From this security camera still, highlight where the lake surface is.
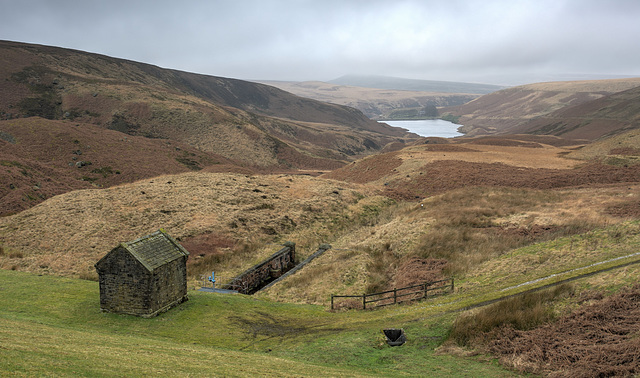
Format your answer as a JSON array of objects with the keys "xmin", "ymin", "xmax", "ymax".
[{"xmin": 380, "ymin": 119, "xmax": 463, "ymax": 138}]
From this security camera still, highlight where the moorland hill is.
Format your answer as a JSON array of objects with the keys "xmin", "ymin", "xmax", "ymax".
[
  {"xmin": 329, "ymin": 74, "xmax": 504, "ymax": 94},
  {"xmin": 447, "ymin": 78, "xmax": 640, "ymax": 139},
  {"xmin": 2, "ymin": 41, "xmax": 640, "ymax": 377},
  {"xmin": 0, "ymin": 40, "xmax": 416, "ymax": 170},
  {"xmin": 3, "ymin": 132, "xmax": 639, "ymax": 294},
  {"xmin": 0, "ymin": 40, "xmax": 421, "ymax": 215},
  {"xmin": 258, "ymin": 74, "xmax": 506, "ymax": 121},
  {"xmin": 0, "ymin": 117, "xmax": 250, "ymax": 216},
  {"xmin": 256, "ymin": 80, "xmax": 480, "ymax": 120}
]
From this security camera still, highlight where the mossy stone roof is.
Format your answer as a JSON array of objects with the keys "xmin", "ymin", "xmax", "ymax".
[{"xmin": 121, "ymin": 230, "xmax": 189, "ymax": 272}]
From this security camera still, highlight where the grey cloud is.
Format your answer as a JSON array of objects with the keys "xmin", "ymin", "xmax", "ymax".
[{"xmin": 1, "ymin": 0, "xmax": 639, "ymax": 85}]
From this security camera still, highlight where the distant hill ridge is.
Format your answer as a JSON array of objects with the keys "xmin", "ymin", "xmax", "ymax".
[
  {"xmin": 329, "ymin": 74, "xmax": 505, "ymax": 94},
  {"xmin": 446, "ymin": 78, "xmax": 640, "ymax": 140},
  {"xmin": 0, "ymin": 40, "xmax": 418, "ymax": 215},
  {"xmin": 0, "ymin": 40, "xmax": 416, "ymax": 168},
  {"xmin": 255, "ymin": 79, "xmax": 480, "ymax": 119}
]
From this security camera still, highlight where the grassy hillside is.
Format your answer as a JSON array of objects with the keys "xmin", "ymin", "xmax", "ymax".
[
  {"xmin": 0, "ymin": 117, "xmax": 247, "ymax": 216},
  {"xmin": 2, "ymin": 134, "xmax": 639, "ymax": 295},
  {"xmin": 1, "ymin": 157, "xmax": 640, "ymax": 375},
  {"xmin": 565, "ymin": 128, "xmax": 640, "ymax": 165},
  {"xmin": 324, "ymin": 134, "xmax": 640, "ymax": 199},
  {"xmin": 517, "ymin": 85, "xmax": 640, "ymax": 140},
  {"xmin": 0, "ymin": 40, "xmax": 416, "ymax": 171},
  {"xmin": 1, "ymin": 269, "xmax": 520, "ymax": 377},
  {"xmin": 446, "ymin": 78, "xmax": 640, "ymax": 139},
  {"xmin": 2, "ymin": 214, "xmax": 640, "ymax": 376},
  {"xmin": 329, "ymin": 75, "xmax": 504, "ymax": 94},
  {"xmin": 0, "ymin": 172, "xmax": 374, "ymax": 281},
  {"xmin": 255, "ymin": 80, "xmax": 479, "ymax": 120}
]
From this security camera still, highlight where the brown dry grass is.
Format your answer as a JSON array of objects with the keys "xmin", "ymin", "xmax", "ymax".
[
  {"xmin": 521, "ymin": 78, "xmax": 640, "ymax": 93},
  {"xmin": 448, "ymin": 283, "xmax": 575, "ymax": 347},
  {"xmin": 325, "ymin": 134, "xmax": 584, "ymax": 187},
  {"xmin": 0, "ymin": 172, "xmax": 371, "ymax": 284},
  {"xmin": 326, "ymin": 135, "xmax": 640, "ymax": 209},
  {"xmin": 487, "ymin": 284, "xmax": 640, "ymax": 377},
  {"xmin": 1, "ymin": 40, "xmax": 412, "ymax": 179},
  {"xmin": 0, "ymin": 117, "xmax": 238, "ymax": 216},
  {"xmin": 256, "ymin": 80, "xmax": 480, "ymax": 119},
  {"xmin": 449, "ymin": 77, "xmax": 640, "ymax": 138},
  {"xmin": 2, "ymin": 129, "xmax": 639, "ymax": 305},
  {"xmin": 566, "ymin": 128, "xmax": 640, "ymax": 161},
  {"xmin": 261, "ymin": 183, "xmax": 639, "ymax": 304},
  {"xmin": 399, "ymin": 139, "xmax": 580, "ymax": 169}
]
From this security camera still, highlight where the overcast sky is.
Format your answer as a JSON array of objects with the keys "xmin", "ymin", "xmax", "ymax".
[{"xmin": 1, "ymin": 0, "xmax": 639, "ymax": 86}]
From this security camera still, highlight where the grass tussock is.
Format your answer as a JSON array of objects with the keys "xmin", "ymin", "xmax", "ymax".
[
  {"xmin": 363, "ymin": 243, "xmax": 399, "ymax": 294},
  {"xmin": 416, "ymin": 220, "xmax": 596, "ymax": 276},
  {"xmin": 412, "ymin": 187, "xmax": 599, "ymax": 275},
  {"xmin": 306, "ymin": 186, "xmax": 615, "ymax": 300},
  {"xmin": 186, "ymin": 236, "xmax": 265, "ymax": 282},
  {"xmin": 78, "ymin": 270, "xmax": 98, "ymax": 281},
  {"xmin": 448, "ymin": 283, "xmax": 574, "ymax": 347}
]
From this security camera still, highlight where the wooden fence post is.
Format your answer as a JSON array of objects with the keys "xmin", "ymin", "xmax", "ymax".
[
  {"xmin": 331, "ymin": 295, "xmax": 334, "ymax": 310},
  {"xmin": 451, "ymin": 277, "xmax": 454, "ymax": 292},
  {"xmin": 424, "ymin": 283, "xmax": 428, "ymax": 299},
  {"xmin": 394, "ymin": 288, "xmax": 397, "ymax": 304},
  {"xmin": 363, "ymin": 294, "xmax": 366, "ymax": 310}
]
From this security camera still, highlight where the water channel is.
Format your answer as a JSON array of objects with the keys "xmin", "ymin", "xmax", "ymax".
[{"xmin": 380, "ymin": 119, "xmax": 463, "ymax": 138}]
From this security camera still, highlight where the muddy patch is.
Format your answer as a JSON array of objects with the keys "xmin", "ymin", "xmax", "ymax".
[{"xmin": 229, "ymin": 311, "xmax": 343, "ymax": 349}]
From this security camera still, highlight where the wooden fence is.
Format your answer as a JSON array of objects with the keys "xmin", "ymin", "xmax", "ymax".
[{"xmin": 330, "ymin": 277, "xmax": 454, "ymax": 310}]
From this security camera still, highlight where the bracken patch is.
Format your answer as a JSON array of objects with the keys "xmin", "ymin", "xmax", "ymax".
[{"xmin": 487, "ymin": 285, "xmax": 640, "ymax": 377}]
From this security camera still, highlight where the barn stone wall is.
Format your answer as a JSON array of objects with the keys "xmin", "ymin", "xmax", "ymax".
[
  {"xmin": 150, "ymin": 256, "xmax": 189, "ymax": 316},
  {"xmin": 97, "ymin": 246, "xmax": 152, "ymax": 316},
  {"xmin": 96, "ymin": 246, "xmax": 189, "ymax": 317}
]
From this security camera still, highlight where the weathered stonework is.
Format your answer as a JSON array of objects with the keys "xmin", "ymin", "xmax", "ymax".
[
  {"xmin": 223, "ymin": 242, "xmax": 295, "ymax": 294},
  {"xmin": 95, "ymin": 230, "xmax": 189, "ymax": 317}
]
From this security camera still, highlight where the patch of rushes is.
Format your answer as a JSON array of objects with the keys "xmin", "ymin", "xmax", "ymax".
[
  {"xmin": 410, "ymin": 187, "xmax": 606, "ymax": 276},
  {"xmin": 463, "ymin": 221, "xmax": 640, "ymax": 292},
  {"xmin": 393, "ymin": 221, "xmax": 640, "ymax": 320},
  {"xmin": 447, "ymin": 283, "xmax": 574, "ymax": 347}
]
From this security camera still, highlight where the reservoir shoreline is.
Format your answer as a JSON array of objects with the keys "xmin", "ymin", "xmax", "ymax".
[{"xmin": 380, "ymin": 119, "xmax": 464, "ymax": 138}]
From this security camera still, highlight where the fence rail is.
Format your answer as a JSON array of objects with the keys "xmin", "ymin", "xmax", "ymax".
[{"xmin": 331, "ymin": 277, "xmax": 454, "ymax": 310}]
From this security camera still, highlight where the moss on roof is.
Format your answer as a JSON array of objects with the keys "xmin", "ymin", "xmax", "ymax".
[{"xmin": 122, "ymin": 230, "xmax": 189, "ymax": 272}]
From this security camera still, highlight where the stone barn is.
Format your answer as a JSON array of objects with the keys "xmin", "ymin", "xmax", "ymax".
[{"xmin": 95, "ymin": 229, "xmax": 189, "ymax": 317}]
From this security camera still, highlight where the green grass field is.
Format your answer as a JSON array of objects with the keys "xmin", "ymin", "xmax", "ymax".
[
  {"xmin": 0, "ymin": 269, "xmax": 518, "ymax": 377},
  {"xmin": 2, "ymin": 220, "xmax": 639, "ymax": 376}
]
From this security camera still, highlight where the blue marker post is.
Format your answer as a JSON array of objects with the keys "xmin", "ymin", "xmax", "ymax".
[{"xmin": 208, "ymin": 271, "xmax": 216, "ymax": 288}]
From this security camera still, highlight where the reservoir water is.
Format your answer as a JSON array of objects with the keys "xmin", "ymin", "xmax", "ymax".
[{"xmin": 380, "ymin": 119, "xmax": 463, "ymax": 138}]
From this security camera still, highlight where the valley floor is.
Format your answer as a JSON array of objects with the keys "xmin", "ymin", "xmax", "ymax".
[{"xmin": 2, "ymin": 134, "xmax": 640, "ymax": 376}]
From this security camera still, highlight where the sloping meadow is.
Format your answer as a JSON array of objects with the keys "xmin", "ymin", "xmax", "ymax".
[{"xmin": 0, "ymin": 171, "xmax": 373, "ymax": 282}]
